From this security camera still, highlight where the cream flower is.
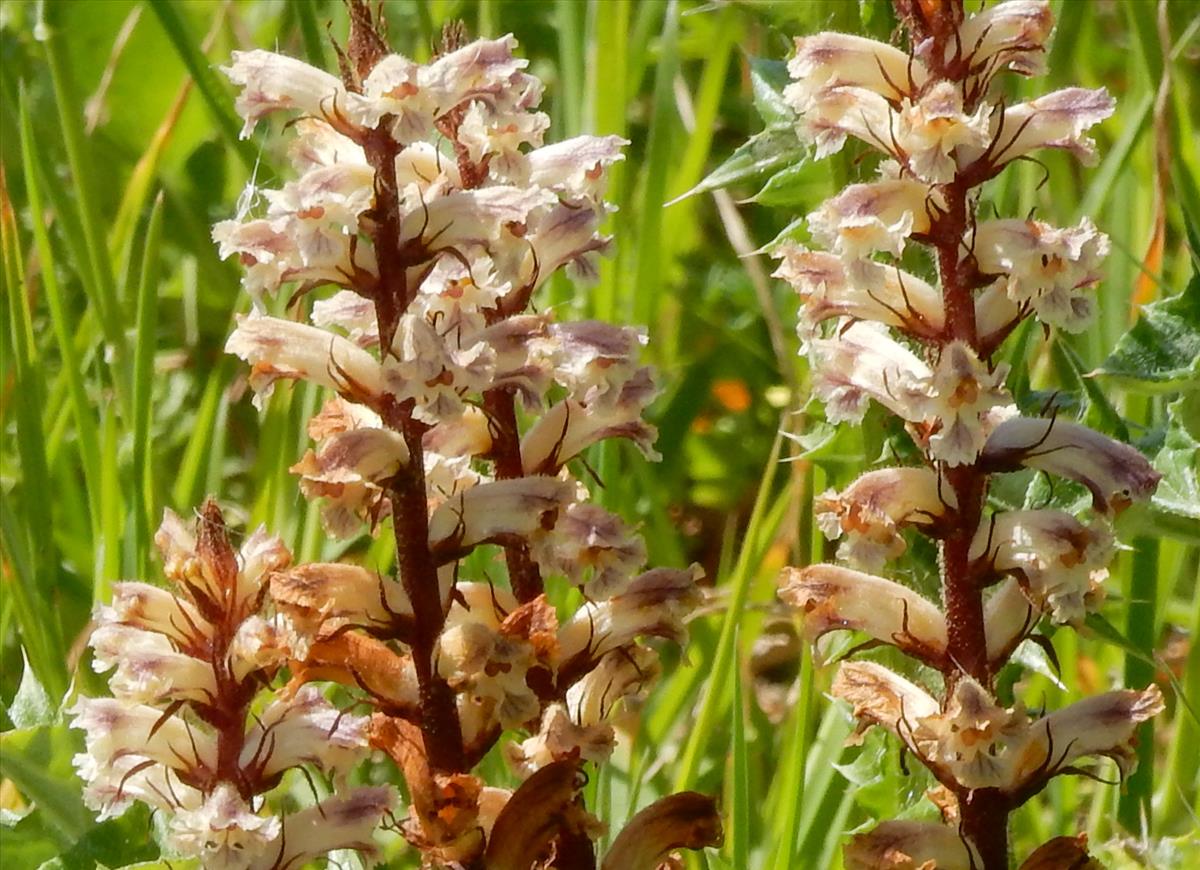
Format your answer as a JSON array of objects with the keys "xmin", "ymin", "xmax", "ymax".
[
  {"xmin": 779, "ymin": 565, "xmax": 947, "ymax": 666},
  {"xmin": 558, "ymin": 566, "xmax": 703, "ymax": 665},
  {"xmin": 793, "ymin": 81, "xmax": 991, "ymax": 183},
  {"xmin": 224, "ymin": 312, "xmax": 386, "ymax": 410},
  {"xmin": 981, "ymin": 416, "xmax": 1161, "ymax": 514},
  {"xmin": 974, "ymin": 218, "xmax": 1109, "ymax": 333},
  {"xmin": 168, "ymin": 784, "xmax": 281, "ymax": 870},
  {"xmin": 773, "ymin": 245, "xmax": 944, "ymax": 343},
  {"xmin": 785, "ymin": 32, "xmax": 926, "ymax": 109},
  {"xmin": 816, "ymin": 466, "xmax": 955, "ymax": 569},
  {"xmin": 957, "ymin": 0, "xmax": 1054, "ymax": 79},
  {"xmin": 223, "ymin": 50, "xmax": 349, "ymax": 138},
  {"xmin": 920, "ymin": 341, "xmax": 1012, "ymax": 466},
  {"xmin": 531, "ymin": 502, "xmax": 647, "ymax": 598},
  {"xmin": 806, "ymin": 179, "xmax": 941, "ymax": 259},
  {"xmin": 972, "ymin": 510, "xmax": 1114, "ymax": 625},
  {"xmin": 809, "ymin": 321, "xmax": 931, "ymax": 424},
  {"xmin": 428, "ymin": 477, "xmax": 574, "ymax": 560},
  {"xmin": 240, "ymin": 686, "xmax": 369, "ymax": 781},
  {"xmin": 975, "ymin": 88, "xmax": 1115, "ymax": 169},
  {"xmin": 521, "ymin": 370, "xmax": 660, "ymax": 474},
  {"xmin": 845, "ymin": 820, "xmax": 973, "ymax": 870}
]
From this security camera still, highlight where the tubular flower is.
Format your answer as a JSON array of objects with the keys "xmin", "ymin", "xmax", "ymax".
[
  {"xmin": 69, "ymin": 503, "xmax": 390, "ymax": 868},
  {"xmin": 769, "ymin": 2, "xmax": 1160, "ymax": 865},
  {"xmin": 806, "ymin": 179, "xmax": 942, "ymax": 258},
  {"xmin": 779, "ymin": 566, "xmax": 948, "ymax": 667},
  {"xmin": 774, "ymin": 245, "xmax": 944, "ymax": 343},
  {"xmin": 816, "ymin": 466, "xmax": 955, "ymax": 570},
  {"xmin": 971, "ymin": 510, "xmax": 1114, "ymax": 624},
  {"xmin": 835, "ymin": 662, "xmax": 1164, "ymax": 794},
  {"xmin": 973, "ymin": 218, "xmax": 1110, "ymax": 333},
  {"xmin": 811, "ymin": 322, "xmax": 1011, "ymax": 465},
  {"xmin": 981, "ymin": 416, "xmax": 1162, "ymax": 514}
]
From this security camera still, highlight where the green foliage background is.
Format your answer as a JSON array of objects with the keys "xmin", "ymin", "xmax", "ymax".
[{"xmin": 0, "ymin": 0, "xmax": 1197, "ymax": 867}]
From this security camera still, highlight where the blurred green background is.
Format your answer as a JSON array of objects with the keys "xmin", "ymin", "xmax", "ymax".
[{"xmin": 1, "ymin": 1, "xmax": 1197, "ymax": 867}]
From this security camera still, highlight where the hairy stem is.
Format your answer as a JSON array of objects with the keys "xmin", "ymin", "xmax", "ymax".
[
  {"xmin": 483, "ymin": 387, "xmax": 544, "ymax": 602},
  {"xmin": 921, "ymin": 22, "xmax": 1011, "ymax": 864},
  {"xmin": 364, "ymin": 120, "xmax": 466, "ymax": 773},
  {"xmin": 389, "ymin": 411, "xmax": 466, "ymax": 772}
]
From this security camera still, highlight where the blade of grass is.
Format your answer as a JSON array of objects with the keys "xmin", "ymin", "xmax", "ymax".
[
  {"xmin": 728, "ymin": 632, "xmax": 749, "ymax": 869},
  {"xmin": 631, "ymin": 1, "xmax": 679, "ymax": 327},
  {"xmin": 296, "ymin": 0, "xmax": 328, "ymax": 69},
  {"xmin": 131, "ymin": 195, "xmax": 164, "ymax": 575},
  {"xmin": 555, "ymin": 0, "xmax": 584, "ymax": 137},
  {"xmin": 0, "ymin": 194, "xmax": 66, "ymax": 700},
  {"xmin": 673, "ymin": 427, "xmax": 784, "ymax": 791},
  {"xmin": 98, "ymin": 401, "xmax": 123, "ymax": 600},
  {"xmin": 1118, "ymin": 535, "xmax": 1160, "ymax": 834},
  {"xmin": 19, "ymin": 92, "xmax": 104, "ymax": 552},
  {"xmin": 172, "ymin": 357, "xmax": 233, "ymax": 511},
  {"xmin": 1159, "ymin": 551, "xmax": 1200, "ymax": 828},
  {"xmin": 38, "ymin": 1, "xmax": 122, "ymax": 348},
  {"xmin": 148, "ymin": 0, "xmax": 259, "ymax": 173}
]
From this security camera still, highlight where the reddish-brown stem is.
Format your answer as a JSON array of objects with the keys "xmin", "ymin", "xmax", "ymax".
[
  {"xmin": 362, "ymin": 115, "xmax": 466, "ymax": 773},
  {"xmin": 932, "ymin": 169, "xmax": 1010, "ymax": 870},
  {"xmin": 911, "ymin": 10, "xmax": 1010, "ymax": 866},
  {"xmin": 387, "ymin": 408, "xmax": 466, "ymax": 773},
  {"xmin": 482, "ymin": 387, "xmax": 545, "ymax": 602}
]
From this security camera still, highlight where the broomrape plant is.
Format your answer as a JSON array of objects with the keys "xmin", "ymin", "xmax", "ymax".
[
  {"xmin": 68, "ymin": 4, "xmax": 721, "ymax": 868},
  {"xmin": 771, "ymin": 1, "xmax": 1164, "ymax": 867}
]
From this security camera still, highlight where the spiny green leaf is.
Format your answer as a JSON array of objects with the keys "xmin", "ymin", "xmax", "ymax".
[
  {"xmin": 748, "ymin": 56, "xmax": 792, "ymax": 128},
  {"xmin": 1151, "ymin": 396, "xmax": 1200, "ymax": 521},
  {"xmin": 7, "ymin": 653, "xmax": 56, "ymax": 731},
  {"xmin": 0, "ymin": 724, "xmax": 89, "ymax": 843},
  {"xmin": 750, "ymin": 159, "xmax": 824, "ymax": 208},
  {"xmin": 675, "ymin": 126, "xmax": 807, "ymax": 202},
  {"xmin": 1092, "ymin": 273, "xmax": 1200, "ymax": 392}
]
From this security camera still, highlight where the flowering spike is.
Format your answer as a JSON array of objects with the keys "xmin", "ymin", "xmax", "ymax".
[{"xmin": 768, "ymin": 3, "xmax": 1160, "ymax": 865}]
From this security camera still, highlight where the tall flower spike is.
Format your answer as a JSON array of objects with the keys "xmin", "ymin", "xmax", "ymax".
[
  {"xmin": 202, "ymin": 10, "xmax": 717, "ymax": 867},
  {"xmin": 69, "ymin": 503, "xmax": 391, "ymax": 868},
  {"xmin": 770, "ymin": 2, "xmax": 1161, "ymax": 867}
]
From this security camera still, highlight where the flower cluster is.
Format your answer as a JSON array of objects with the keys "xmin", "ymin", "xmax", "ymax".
[
  {"xmin": 68, "ymin": 8, "xmax": 719, "ymax": 868},
  {"xmin": 770, "ymin": 2, "xmax": 1162, "ymax": 867},
  {"xmin": 69, "ymin": 501, "xmax": 391, "ymax": 869}
]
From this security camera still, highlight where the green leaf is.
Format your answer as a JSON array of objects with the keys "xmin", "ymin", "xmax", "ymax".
[
  {"xmin": 1152, "ymin": 396, "xmax": 1200, "ymax": 521},
  {"xmin": 748, "ymin": 56, "xmax": 792, "ymax": 128},
  {"xmin": 750, "ymin": 159, "xmax": 824, "ymax": 208},
  {"xmin": 1092, "ymin": 274, "xmax": 1200, "ymax": 392},
  {"xmin": 782, "ymin": 420, "xmax": 840, "ymax": 460},
  {"xmin": 35, "ymin": 805, "xmax": 158, "ymax": 870},
  {"xmin": 1, "ymin": 810, "xmax": 60, "ymax": 868},
  {"xmin": 676, "ymin": 126, "xmax": 807, "ymax": 201},
  {"xmin": 7, "ymin": 653, "xmax": 56, "ymax": 730},
  {"xmin": 0, "ymin": 724, "xmax": 90, "ymax": 843}
]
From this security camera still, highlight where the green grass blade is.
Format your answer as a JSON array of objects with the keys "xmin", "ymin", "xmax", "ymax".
[
  {"xmin": 296, "ymin": 0, "xmax": 328, "ymax": 68},
  {"xmin": 148, "ymin": 0, "xmax": 259, "ymax": 173},
  {"xmin": 131, "ymin": 195, "xmax": 164, "ymax": 574},
  {"xmin": 630, "ymin": 0, "xmax": 679, "ymax": 327},
  {"xmin": 728, "ymin": 636, "xmax": 750, "ymax": 869},
  {"xmin": 18, "ymin": 92, "xmax": 104, "ymax": 548},
  {"xmin": 38, "ymin": 1, "xmax": 122, "ymax": 348},
  {"xmin": 1118, "ymin": 535, "xmax": 1160, "ymax": 834},
  {"xmin": 674, "ymin": 428, "xmax": 784, "ymax": 791}
]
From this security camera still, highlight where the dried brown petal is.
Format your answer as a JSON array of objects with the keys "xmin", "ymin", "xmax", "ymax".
[
  {"xmin": 600, "ymin": 792, "xmax": 723, "ymax": 870},
  {"xmin": 844, "ymin": 820, "xmax": 972, "ymax": 870},
  {"xmin": 484, "ymin": 758, "xmax": 599, "ymax": 870},
  {"xmin": 1018, "ymin": 834, "xmax": 1102, "ymax": 870}
]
